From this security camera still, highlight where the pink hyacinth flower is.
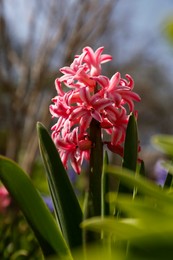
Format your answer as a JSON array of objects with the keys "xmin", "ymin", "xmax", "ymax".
[
  {"xmin": 50, "ymin": 46, "xmax": 141, "ymax": 174},
  {"xmin": 53, "ymin": 128, "xmax": 91, "ymax": 174}
]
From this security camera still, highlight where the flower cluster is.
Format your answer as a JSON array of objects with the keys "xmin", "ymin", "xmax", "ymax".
[{"xmin": 50, "ymin": 47, "xmax": 141, "ymax": 174}]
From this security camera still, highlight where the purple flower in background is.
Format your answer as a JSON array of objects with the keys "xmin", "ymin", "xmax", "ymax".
[
  {"xmin": 68, "ymin": 167, "xmax": 77, "ymax": 184},
  {"xmin": 42, "ymin": 195, "xmax": 54, "ymax": 212},
  {"xmin": 154, "ymin": 159, "xmax": 168, "ymax": 187}
]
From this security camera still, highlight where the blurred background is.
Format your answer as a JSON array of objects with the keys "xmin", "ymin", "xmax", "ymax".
[
  {"xmin": 1, "ymin": 0, "xmax": 173, "ymax": 257},
  {"xmin": 1, "ymin": 0, "xmax": 173, "ymax": 173}
]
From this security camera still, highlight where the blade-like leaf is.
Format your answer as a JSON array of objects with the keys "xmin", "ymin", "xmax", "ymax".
[
  {"xmin": 106, "ymin": 166, "xmax": 173, "ymax": 205},
  {"xmin": 164, "ymin": 172, "xmax": 173, "ymax": 188},
  {"xmin": 139, "ymin": 160, "xmax": 145, "ymax": 177},
  {"xmin": 123, "ymin": 113, "xmax": 138, "ymax": 172},
  {"xmin": 37, "ymin": 122, "xmax": 83, "ymax": 249},
  {"xmin": 81, "ymin": 217, "xmax": 143, "ymax": 240},
  {"xmin": 114, "ymin": 195, "xmax": 173, "ymax": 221},
  {"xmin": 118, "ymin": 113, "xmax": 138, "ymax": 196},
  {"xmin": 0, "ymin": 156, "xmax": 72, "ymax": 259},
  {"xmin": 83, "ymin": 215, "xmax": 173, "ymax": 259},
  {"xmin": 82, "ymin": 193, "xmax": 173, "ymax": 238},
  {"xmin": 72, "ymin": 243, "xmax": 125, "ymax": 260},
  {"xmin": 81, "ymin": 215, "xmax": 173, "ymax": 258}
]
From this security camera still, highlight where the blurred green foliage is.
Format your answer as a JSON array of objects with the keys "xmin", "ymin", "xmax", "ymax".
[
  {"xmin": 2, "ymin": 121, "xmax": 173, "ymax": 258},
  {"xmin": 0, "ymin": 158, "xmax": 52, "ymax": 259},
  {"xmin": 164, "ymin": 17, "xmax": 173, "ymax": 45},
  {"xmin": 0, "ymin": 208, "xmax": 42, "ymax": 259},
  {"xmin": 31, "ymin": 160, "xmax": 50, "ymax": 194}
]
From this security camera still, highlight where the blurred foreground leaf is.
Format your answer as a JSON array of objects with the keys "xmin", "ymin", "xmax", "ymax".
[
  {"xmin": 106, "ymin": 166, "xmax": 173, "ymax": 204},
  {"xmin": 151, "ymin": 134, "xmax": 173, "ymax": 157},
  {"xmin": 0, "ymin": 156, "xmax": 72, "ymax": 259},
  {"xmin": 82, "ymin": 166, "xmax": 173, "ymax": 259}
]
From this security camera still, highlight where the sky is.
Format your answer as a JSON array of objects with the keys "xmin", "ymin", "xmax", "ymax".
[
  {"xmin": 4, "ymin": 0, "xmax": 173, "ymax": 42},
  {"xmin": 3, "ymin": 0, "xmax": 173, "ymax": 83},
  {"xmin": 113, "ymin": 0, "xmax": 173, "ymax": 64}
]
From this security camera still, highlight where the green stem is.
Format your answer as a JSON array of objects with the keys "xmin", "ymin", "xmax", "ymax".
[
  {"xmin": 83, "ymin": 119, "xmax": 103, "ymax": 244},
  {"xmin": 101, "ymin": 151, "xmax": 110, "ymax": 218}
]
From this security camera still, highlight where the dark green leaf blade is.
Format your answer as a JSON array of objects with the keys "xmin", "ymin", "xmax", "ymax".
[
  {"xmin": 0, "ymin": 156, "xmax": 71, "ymax": 259},
  {"xmin": 37, "ymin": 122, "xmax": 83, "ymax": 249},
  {"xmin": 139, "ymin": 160, "xmax": 145, "ymax": 177},
  {"xmin": 123, "ymin": 113, "xmax": 138, "ymax": 172},
  {"xmin": 118, "ymin": 113, "xmax": 138, "ymax": 196}
]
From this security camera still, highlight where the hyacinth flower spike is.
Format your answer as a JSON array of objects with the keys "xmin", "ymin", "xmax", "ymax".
[{"xmin": 50, "ymin": 46, "xmax": 141, "ymax": 220}]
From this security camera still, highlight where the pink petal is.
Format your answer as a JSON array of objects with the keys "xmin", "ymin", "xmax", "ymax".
[
  {"xmin": 60, "ymin": 66, "xmax": 75, "ymax": 75},
  {"xmin": 100, "ymin": 54, "xmax": 112, "ymax": 63},
  {"xmin": 80, "ymin": 87, "xmax": 91, "ymax": 104},
  {"xmin": 55, "ymin": 79, "xmax": 64, "ymax": 96},
  {"xmin": 94, "ymin": 46, "xmax": 104, "ymax": 63},
  {"xmin": 125, "ymin": 74, "xmax": 134, "ymax": 89},
  {"xmin": 71, "ymin": 156, "xmax": 81, "ymax": 175},
  {"xmin": 92, "ymin": 110, "xmax": 102, "ymax": 122},
  {"xmin": 106, "ymin": 142, "xmax": 124, "ymax": 157},
  {"xmin": 108, "ymin": 72, "xmax": 121, "ymax": 92},
  {"xmin": 80, "ymin": 116, "xmax": 92, "ymax": 132},
  {"xmin": 111, "ymin": 126, "xmax": 124, "ymax": 145},
  {"xmin": 83, "ymin": 46, "xmax": 96, "ymax": 64},
  {"xmin": 70, "ymin": 107, "xmax": 87, "ymax": 120},
  {"xmin": 94, "ymin": 75, "xmax": 109, "ymax": 88},
  {"xmin": 93, "ymin": 99, "xmax": 112, "ymax": 111},
  {"xmin": 51, "ymin": 117, "xmax": 65, "ymax": 132},
  {"xmin": 49, "ymin": 105, "xmax": 60, "ymax": 117}
]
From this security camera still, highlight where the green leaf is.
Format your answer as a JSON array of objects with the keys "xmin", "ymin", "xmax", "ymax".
[
  {"xmin": 82, "ymin": 191, "xmax": 173, "ymax": 257},
  {"xmin": 163, "ymin": 18, "xmax": 173, "ymax": 45},
  {"xmin": 82, "ymin": 164, "xmax": 173, "ymax": 259},
  {"xmin": 72, "ymin": 243, "xmax": 125, "ymax": 260},
  {"xmin": 106, "ymin": 166, "xmax": 173, "ymax": 205},
  {"xmin": 118, "ymin": 113, "xmax": 138, "ymax": 196},
  {"xmin": 158, "ymin": 160, "xmax": 173, "ymax": 188},
  {"xmin": 115, "ymin": 192, "xmax": 173, "ymax": 219},
  {"xmin": 123, "ymin": 113, "xmax": 138, "ymax": 172},
  {"xmin": 151, "ymin": 134, "xmax": 173, "ymax": 157},
  {"xmin": 164, "ymin": 172, "xmax": 173, "ymax": 188},
  {"xmin": 0, "ymin": 156, "xmax": 72, "ymax": 259},
  {"xmin": 37, "ymin": 122, "xmax": 83, "ymax": 249},
  {"xmin": 81, "ymin": 213, "xmax": 173, "ymax": 258},
  {"xmin": 82, "ymin": 217, "xmax": 142, "ymax": 240},
  {"xmin": 139, "ymin": 160, "xmax": 145, "ymax": 177}
]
